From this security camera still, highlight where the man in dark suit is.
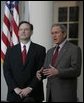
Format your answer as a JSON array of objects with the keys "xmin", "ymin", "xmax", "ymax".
[
  {"xmin": 36, "ymin": 24, "xmax": 82, "ymax": 102},
  {"xmin": 3, "ymin": 21, "xmax": 46, "ymax": 102}
]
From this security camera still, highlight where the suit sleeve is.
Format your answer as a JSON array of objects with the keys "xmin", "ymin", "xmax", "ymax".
[
  {"xmin": 3, "ymin": 47, "xmax": 17, "ymax": 91},
  {"xmin": 29, "ymin": 47, "xmax": 46, "ymax": 88},
  {"xmin": 58, "ymin": 47, "xmax": 82, "ymax": 78},
  {"xmin": 43, "ymin": 50, "xmax": 51, "ymax": 68}
]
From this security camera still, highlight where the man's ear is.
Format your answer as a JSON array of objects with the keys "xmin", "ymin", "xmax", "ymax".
[
  {"xmin": 31, "ymin": 31, "xmax": 33, "ymax": 35},
  {"xmin": 63, "ymin": 32, "xmax": 67, "ymax": 38}
]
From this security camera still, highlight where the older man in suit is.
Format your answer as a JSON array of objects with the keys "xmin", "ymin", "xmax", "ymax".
[
  {"xmin": 3, "ymin": 21, "xmax": 46, "ymax": 102},
  {"xmin": 36, "ymin": 24, "xmax": 82, "ymax": 102}
]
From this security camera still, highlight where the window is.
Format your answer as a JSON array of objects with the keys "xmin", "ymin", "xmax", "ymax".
[{"xmin": 58, "ymin": 6, "xmax": 79, "ymax": 45}]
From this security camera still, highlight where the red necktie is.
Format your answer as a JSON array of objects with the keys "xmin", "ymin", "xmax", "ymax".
[
  {"xmin": 51, "ymin": 45, "xmax": 60, "ymax": 66},
  {"xmin": 22, "ymin": 45, "xmax": 27, "ymax": 64}
]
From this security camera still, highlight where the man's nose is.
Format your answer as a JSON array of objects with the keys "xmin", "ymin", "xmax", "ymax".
[
  {"xmin": 53, "ymin": 34, "xmax": 57, "ymax": 37},
  {"xmin": 22, "ymin": 29, "xmax": 25, "ymax": 32}
]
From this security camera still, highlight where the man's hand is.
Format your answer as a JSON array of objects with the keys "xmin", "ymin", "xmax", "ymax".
[
  {"xmin": 20, "ymin": 87, "xmax": 32, "ymax": 97},
  {"xmin": 14, "ymin": 87, "xmax": 22, "ymax": 95},
  {"xmin": 36, "ymin": 67, "xmax": 44, "ymax": 80},
  {"xmin": 43, "ymin": 65, "xmax": 59, "ymax": 77}
]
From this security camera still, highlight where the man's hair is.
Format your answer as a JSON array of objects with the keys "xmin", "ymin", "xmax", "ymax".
[
  {"xmin": 51, "ymin": 24, "xmax": 67, "ymax": 33},
  {"xmin": 51, "ymin": 24, "xmax": 67, "ymax": 39},
  {"xmin": 19, "ymin": 21, "xmax": 33, "ymax": 31}
]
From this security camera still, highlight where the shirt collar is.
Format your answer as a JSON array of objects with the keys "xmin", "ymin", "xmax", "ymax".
[
  {"xmin": 59, "ymin": 39, "xmax": 67, "ymax": 50},
  {"xmin": 55, "ymin": 39, "xmax": 67, "ymax": 51},
  {"xmin": 21, "ymin": 40, "xmax": 31, "ymax": 52}
]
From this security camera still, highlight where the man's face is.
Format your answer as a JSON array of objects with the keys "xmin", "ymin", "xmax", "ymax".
[
  {"xmin": 51, "ymin": 26, "xmax": 66, "ymax": 44},
  {"xmin": 18, "ymin": 23, "xmax": 32, "ymax": 41}
]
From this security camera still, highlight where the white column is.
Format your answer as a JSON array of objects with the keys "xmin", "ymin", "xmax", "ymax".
[
  {"xmin": 24, "ymin": 1, "xmax": 30, "ymax": 21},
  {"xmin": 29, "ymin": 1, "xmax": 53, "ymax": 51},
  {"xmin": 28, "ymin": 1, "xmax": 53, "ymax": 102}
]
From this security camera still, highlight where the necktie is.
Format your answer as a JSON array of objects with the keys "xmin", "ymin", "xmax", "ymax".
[
  {"xmin": 51, "ymin": 45, "xmax": 60, "ymax": 66},
  {"xmin": 22, "ymin": 45, "xmax": 27, "ymax": 64}
]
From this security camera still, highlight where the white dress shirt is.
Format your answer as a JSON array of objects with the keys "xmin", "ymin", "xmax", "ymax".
[{"xmin": 20, "ymin": 40, "xmax": 31, "ymax": 53}]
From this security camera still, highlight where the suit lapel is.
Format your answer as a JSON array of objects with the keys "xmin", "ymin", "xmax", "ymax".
[
  {"xmin": 15, "ymin": 43, "xmax": 23, "ymax": 66},
  {"xmin": 14, "ymin": 43, "xmax": 34, "ymax": 68},
  {"xmin": 24, "ymin": 42, "xmax": 34, "ymax": 66}
]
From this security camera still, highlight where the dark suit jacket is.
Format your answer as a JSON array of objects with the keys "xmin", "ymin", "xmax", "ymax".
[
  {"xmin": 43, "ymin": 41, "xmax": 82, "ymax": 102},
  {"xmin": 3, "ymin": 42, "xmax": 46, "ymax": 102}
]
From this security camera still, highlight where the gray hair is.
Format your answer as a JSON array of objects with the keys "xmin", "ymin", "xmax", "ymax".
[{"xmin": 51, "ymin": 24, "xmax": 67, "ymax": 33}]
